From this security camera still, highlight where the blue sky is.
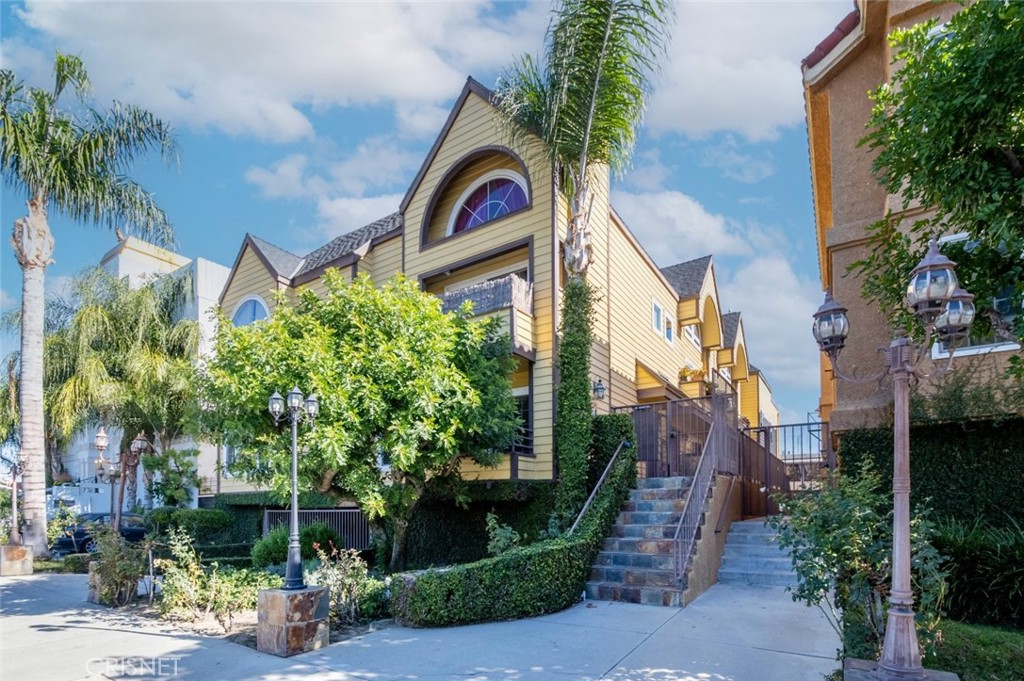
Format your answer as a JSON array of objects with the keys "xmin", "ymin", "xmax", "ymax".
[{"xmin": 0, "ymin": 0, "xmax": 854, "ymax": 422}]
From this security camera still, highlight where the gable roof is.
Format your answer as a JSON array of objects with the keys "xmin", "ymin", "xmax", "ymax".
[
  {"xmin": 802, "ymin": 3, "xmax": 861, "ymax": 68},
  {"xmin": 660, "ymin": 256, "xmax": 712, "ymax": 298},
  {"xmin": 295, "ymin": 212, "xmax": 402, "ymax": 278},
  {"xmin": 248, "ymin": 235, "xmax": 304, "ymax": 279},
  {"xmin": 722, "ymin": 311, "xmax": 741, "ymax": 348},
  {"xmin": 400, "ymin": 77, "xmax": 496, "ymax": 214}
]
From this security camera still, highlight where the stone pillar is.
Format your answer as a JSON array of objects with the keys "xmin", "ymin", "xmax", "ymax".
[
  {"xmin": 0, "ymin": 545, "xmax": 34, "ymax": 576},
  {"xmin": 256, "ymin": 586, "xmax": 330, "ymax": 657}
]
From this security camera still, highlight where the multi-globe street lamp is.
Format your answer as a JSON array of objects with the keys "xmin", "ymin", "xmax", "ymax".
[
  {"xmin": 92, "ymin": 427, "xmax": 120, "ymax": 518},
  {"xmin": 268, "ymin": 386, "xmax": 319, "ymax": 591},
  {"xmin": 812, "ymin": 238, "xmax": 975, "ymax": 680}
]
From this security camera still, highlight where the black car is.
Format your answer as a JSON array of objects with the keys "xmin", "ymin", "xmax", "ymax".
[{"xmin": 50, "ymin": 512, "xmax": 147, "ymax": 557}]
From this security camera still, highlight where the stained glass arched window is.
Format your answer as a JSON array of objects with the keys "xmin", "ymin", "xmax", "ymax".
[
  {"xmin": 447, "ymin": 170, "xmax": 528, "ymax": 236},
  {"xmin": 232, "ymin": 297, "xmax": 268, "ymax": 326}
]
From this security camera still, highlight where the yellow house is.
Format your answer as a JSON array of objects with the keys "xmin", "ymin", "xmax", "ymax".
[{"xmin": 215, "ymin": 77, "xmax": 778, "ymax": 489}]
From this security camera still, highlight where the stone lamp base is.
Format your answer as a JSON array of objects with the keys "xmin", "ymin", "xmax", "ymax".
[
  {"xmin": 0, "ymin": 544, "xmax": 34, "ymax": 576},
  {"xmin": 256, "ymin": 586, "xmax": 330, "ymax": 657},
  {"xmin": 844, "ymin": 658, "xmax": 960, "ymax": 681}
]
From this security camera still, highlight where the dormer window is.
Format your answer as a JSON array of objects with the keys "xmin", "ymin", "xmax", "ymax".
[
  {"xmin": 232, "ymin": 297, "xmax": 268, "ymax": 326},
  {"xmin": 446, "ymin": 170, "xmax": 529, "ymax": 236}
]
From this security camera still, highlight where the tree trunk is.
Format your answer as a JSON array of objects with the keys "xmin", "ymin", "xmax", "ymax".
[
  {"xmin": 124, "ymin": 453, "xmax": 140, "ymax": 511},
  {"xmin": 389, "ymin": 517, "xmax": 409, "ymax": 574},
  {"xmin": 12, "ymin": 197, "xmax": 55, "ymax": 556}
]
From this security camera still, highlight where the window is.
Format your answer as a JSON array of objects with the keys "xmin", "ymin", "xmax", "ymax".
[
  {"xmin": 512, "ymin": 388, "xmax": 532, "ymax": 456},
  {"xmin": 665, "ymin": 318, "xmax": 675, "ymax": 343},
  {"xmin": 232, "ymin": 297, "xmax": 268, "ymax": 326},
  {"xmin": 684, "ymin": 324, "xmax": 701, "ymax": 348},
  {"xmin": 652, "ymin": 302, "xmax": 663, "ymax": 334},
  {"xmin": 446, "ymin": 170, "xmax": 529, "ymax": 236},
  {"xmin": 652, "ymin": 301, "xmax": 674, "ymax": 344}
]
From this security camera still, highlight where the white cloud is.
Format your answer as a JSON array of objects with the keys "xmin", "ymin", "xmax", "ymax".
[
  {"xmin": 623, "ymin": 149, "xmax": 672, "ymax": 192},
  {"xmin": 702, "ymin": 139, "xmax": 775, "ymax": 184},
  {"xmin": 648, "ymin": 1, "xmax": 852, "ymax": 141},
  {"xmin": 612, "ymin": 189, "xmax": 750, "ymax": 264},
  {"xmin": 12, "ymin": 1, "xmax": 548, "ymax": 143},
  {"xmin": 718, "ymin": 256, "xmax": 822, "ymax": 391},
  {"xmin": 316, "ymin": 194, "xmax": 404, "ymax": 240},
  {"xmin": 0, "ymin": 289, "xmax": 15, "ymax": 311}
]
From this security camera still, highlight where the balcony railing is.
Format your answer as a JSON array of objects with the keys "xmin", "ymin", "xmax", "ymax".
[{"xmin": 440, "ymin": 274, "xmax": 534, "ymax": 316}]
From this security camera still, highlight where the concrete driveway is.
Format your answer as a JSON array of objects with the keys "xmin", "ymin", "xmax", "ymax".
[{"xmin": 0, "ymin": 573, "xmax": 838, "ymax": 681}]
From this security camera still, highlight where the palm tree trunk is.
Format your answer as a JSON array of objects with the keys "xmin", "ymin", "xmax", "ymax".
[{"xmin": 12, "ymin": 197, "xmax": 55, "ymax": 556}]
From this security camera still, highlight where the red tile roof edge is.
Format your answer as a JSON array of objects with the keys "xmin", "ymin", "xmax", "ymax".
[{"xmin": 802, "ymin": 3, "xmax": 862, "ymax": 69}]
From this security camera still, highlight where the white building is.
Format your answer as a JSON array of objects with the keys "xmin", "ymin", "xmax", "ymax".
[{"xmin": 56, "ymin": 237, "xmax": 230, "ymax": 513}]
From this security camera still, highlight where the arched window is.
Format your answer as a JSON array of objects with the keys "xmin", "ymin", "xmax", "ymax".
[
  {"xmin": 446, "ymin": 170, "xmax": 529, "ymax": 236},
  {"xmin": 231, "ymin": 296, "xmax": 268, "ymax": 326}
]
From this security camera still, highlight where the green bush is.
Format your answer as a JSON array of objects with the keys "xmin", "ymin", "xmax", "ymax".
[
  {"xmin": 92, "ymin": 525, "xmax": 148, "ymax": 607},
  {"xmin": 392, "ymin": 438, "xmax": 636, "ymax": 627},
  {"xmin": 307, "ymin": 542, "xmax": 390, "ymax": 624},
  {"xmin": 158, "ymin": 528, "xmax": 282, "ymax": 630},
  {"xmin": 212, "ymin": 491, "xmax": 340, "ymax": 543},
  {"xmin": 838, "ymin": 418, "xmax": 1024, "ymax": 527},
  {"xmin": 935, "ymin": 518, "xmax": 1024, "ymax": 628},
  {"xmin": 250, "ymin": 522, "xmax": 340, "ymax": 569},
  {"xmin": 62, "ymin": 553, "xmax": 92, "ymax": 574},
  {"xmin": 170, "ymin": 508, "xmax": 232, "ymax": 543},
  {"xmin": 144, "ymin": 507, "xmax": 177, "ymax": 536},
  {"xmin": 194, "ymin": 542, "xmax": 253, "ymax": 559},
  {"xmin": 589, "ymin": 414, "xmax": 635, "ymax": 489},
  {"xmin": 47, "ymin": 505, "xmax": 77, "ymax": 547},
  {"xmin": 485, "ymin": 512, "xmax": 521, "ymax": 556}
]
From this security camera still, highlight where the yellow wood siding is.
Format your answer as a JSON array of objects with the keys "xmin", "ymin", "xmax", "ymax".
[
  {"xmin": 221, "ymin": 247, "xmax": 281, "ymax": 317},
  {"xmin": 404, "ymin": 92, "xmax": 556, "ymax": 480},
  {"xmin": 425, "ymin": 154, "xmax": 523, "ymax": 244},
  {"xmin": 370, "ymin": 236, "xmax": 403, "ymax": 285},
  {"xmin": 422, "ymin": 248, "xmax": 530, "ymax": 294},
  {"xmin": 299, "ymin": 267, "xmax": 352, "ymax": 298}
]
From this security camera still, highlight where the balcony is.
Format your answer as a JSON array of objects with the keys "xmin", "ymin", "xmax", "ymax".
[
  {"xmin": 439, "ymin": 273, "xmax": 534, "ymax": 316},
  {"xmin": 439, "ymin": 274, "xmax": 535, "ymax": 357}
]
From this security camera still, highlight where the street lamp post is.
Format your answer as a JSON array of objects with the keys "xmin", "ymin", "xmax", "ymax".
[
  {"xmin": 813, "ymin": 238, "xmax": 975, "ymax": 680},
  {"xmin": 92, "ymin": 427, "xmax": 120, "ymax": 519},
  {"xmin": 268, "ymin": 386, "xmax": 319, "ymax": 591}
]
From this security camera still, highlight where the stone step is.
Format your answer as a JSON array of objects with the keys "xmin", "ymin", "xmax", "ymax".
[
  {"xmin": 588, "ymin": 566, "xmax": 680, "ymax": 588},
  {"xmin": 611, "ymin": 523, "xmax": 677, "ymax": 539},
  {"xmin": 622, "ymin": 498, "xmax": 688, "ymax": 513},
  {"xmin": 616, "ymin": 510, "xmax": 681, "ymax": 526},
  {"xmin": 717, "ymin": 568, "xmax": 798, "ymax": 588},
  {"xmin": 728, "ymin": 521, "xmax": 778, "ymax": 534},
  {"xmin": 593, "ymin": 551, "xmax": 675, "ymax": 571},
  {"xmin": 635, "ymin": 476, "xmax": 692, "ymax": 490},
  {"xmin": 601, "ymin": 537, "xmax": 676, "ymax": 554},
  {"xmin": 719, "ymin": 555, "xmax": 794, "ymax": 572},
  {"xmin": 628, "ymin": 486, "xmax": 690, "ymax": 502},
  {"xmin": 724, "ymin": 531, "xmax": 785, "ymax": 546},
  {"xmin": 722, "ymin": 543, "xmax": 791, "ymax": 559},
  {"xmin": 584, "ymin": 581, "xmax": 684, "ymax": 607}
]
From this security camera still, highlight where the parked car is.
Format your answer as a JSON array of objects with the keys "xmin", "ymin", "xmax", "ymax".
[{"xmin": 50, "ymin": 512, "xmax": 147, "ymax": 557}]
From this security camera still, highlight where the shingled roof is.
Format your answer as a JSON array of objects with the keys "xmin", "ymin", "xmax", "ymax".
[
  {"xmin": 660, "ymin": 256, "xmax": 712, "ymax": 298},
  {"xmin": 295, "ymin": 212, "xmax": 403, "ymax": 278},
  {"xmin": 722, "ymin": 311, "xmax": 741, "ymax": 348},
  {"xmin": 248, "ymin": 235, "xmax": 304, "ymax": 279}
]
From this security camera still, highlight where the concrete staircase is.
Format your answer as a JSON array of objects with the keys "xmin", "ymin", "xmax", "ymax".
[
  {"xmin": 584, "ymin": 476, "xmax": 692, "ymax": 606},
  {"xmin": 717, "ymin": 518, "xmax": 798, "ymax": 588}
]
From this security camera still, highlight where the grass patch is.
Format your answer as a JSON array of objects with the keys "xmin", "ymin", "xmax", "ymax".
[
  {"xmin": 925, "ymin": 620, "xmax": 1024, "ymax": 681},
  {"xmin": 32, "ymin": 559, "xmax": 64, "ymax": 573}
]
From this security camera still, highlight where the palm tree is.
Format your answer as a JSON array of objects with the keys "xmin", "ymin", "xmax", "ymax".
[
  {"xmin": 494, "ymin": 0, "xmax": 673, "ymax": 519},
  {"xmin": 47, "ymin": 269, "xmax": 199, "ymax": 519},
  {"xmin": 494, "ymin": 0, "xmax": 673, "ymax": 279},
  {"xmin": 0, "ymin": 54, "xmax": 175, "ymax": 555}
]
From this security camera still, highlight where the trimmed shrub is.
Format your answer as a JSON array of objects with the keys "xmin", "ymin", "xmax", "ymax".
[
  {"xmin": 934, "ymin": 518, "xmax": 1024, "ymax": 628},
  {"xmin": 251, "ymin": 522, "xmax": 340, "ymax": 568},
  {"xmin": 91, "ymin": 525, "xmax": 148, "ymax": 607},
  {"xmin": 62, "ymin": 553, "xmax": 92, "ymax": 574},
  {"xmin": 194, "ymin": 542, "xmax": 253, "ymax": 559},
  {"xmin": 838, "ymin": 418, "xmax": 1024, "ymax": 527},
  {"xmin": 392, "ymin": 438, "xmax": 636, "ymax": 627},
  {"xmin": 170, "ymin": 508, "xmax": 232, "ymax": 543},
  {"xmin": 589, "ymin": 414, "xmax": 635, "ymax": 489}
]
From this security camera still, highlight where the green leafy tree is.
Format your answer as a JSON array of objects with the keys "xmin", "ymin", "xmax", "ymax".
[
  {"xmin": 46, "ymin": 268, "xmax": 200, "ymax": 515},
  {"xmin": 494, "ymin": 0, "xmax": 673, "ymax": 520},
  {"xmin": 197, "ymin": 272, "xmax": 519, "ymax": 572},
  {"xmin": 855, "ymin": 1, "xmax": 1023, "ymax": 371},
  {"xmin": 0, "ymin": 54, "xmax": 176, "ymax": 555}
]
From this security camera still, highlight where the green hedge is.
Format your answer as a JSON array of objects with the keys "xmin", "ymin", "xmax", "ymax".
[
  {"xmin": 212, "ymin": 491, "xmax": 342, "ymax": 544},
  {"xmin": 589, "ymin": 414, "xmax": 635, "ymax": 488},
  {"xmin": 62, "ymin": 553, "xmax": 92, "ymax": 574},
  {"xmin": 934, "ymin": 518, "xmax": 1024, "ymax": 628},
  {"xmin": 405, "ymin": 482, "xmax": 556, "ymax": 569},
  {"xmin": 194, "ymin": 542, "xmax": 254, "ymax": 559},
  {"xmin": 392, "ymin": 432, "xmax": 636, "ymax": 627},
  {"xmin": 837, "ymin": 418, "xmax": 1024, "ymax": 526},
  {"xmin": 251, "ymin": 522, "xmax": 340, "ymax": 568}
]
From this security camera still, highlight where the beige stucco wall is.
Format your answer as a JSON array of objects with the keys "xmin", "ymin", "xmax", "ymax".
[{"xmin": 681, "ymin": 474, "xmax": 742, "ymax": 605}]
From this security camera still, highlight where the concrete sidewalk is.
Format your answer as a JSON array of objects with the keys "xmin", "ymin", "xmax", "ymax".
[{"xmin": 1, "ymin": 573, "xmax": 839, "ymax": 681}]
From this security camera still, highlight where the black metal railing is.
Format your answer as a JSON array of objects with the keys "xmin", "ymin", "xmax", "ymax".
[
  {"xmin": 263, "ymin": 509, "xmax": 371, "ymax": 550},
  {"xmin": 439, "ymin": 273, "xmax": 534, "ymax": 316},
  {"xmin": 568, "ymin": 440, "xmax": 630, "ymax": 536}
]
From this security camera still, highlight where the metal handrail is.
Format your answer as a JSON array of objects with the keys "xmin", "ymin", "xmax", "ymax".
[
  {"xmin": 567, "ymin": 440, "xmax": 630, "ymax": 536},
  {"xmin": 673, "ymin": 422, "xmax": 718, "ymax": 584}
]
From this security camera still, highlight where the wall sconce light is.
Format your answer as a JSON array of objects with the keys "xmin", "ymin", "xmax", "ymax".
[{"xmin": 592, "ymin": 379, "xmax": 606, "ymax": 401}]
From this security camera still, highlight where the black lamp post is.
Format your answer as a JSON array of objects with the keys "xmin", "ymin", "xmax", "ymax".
[
  {"xmin": 269, "ymin": 386, "xmax": 318, "ymax": 590},
  {"xmin": 812, "ymin": 238, "xmax": 975, "ymax": 680}
]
